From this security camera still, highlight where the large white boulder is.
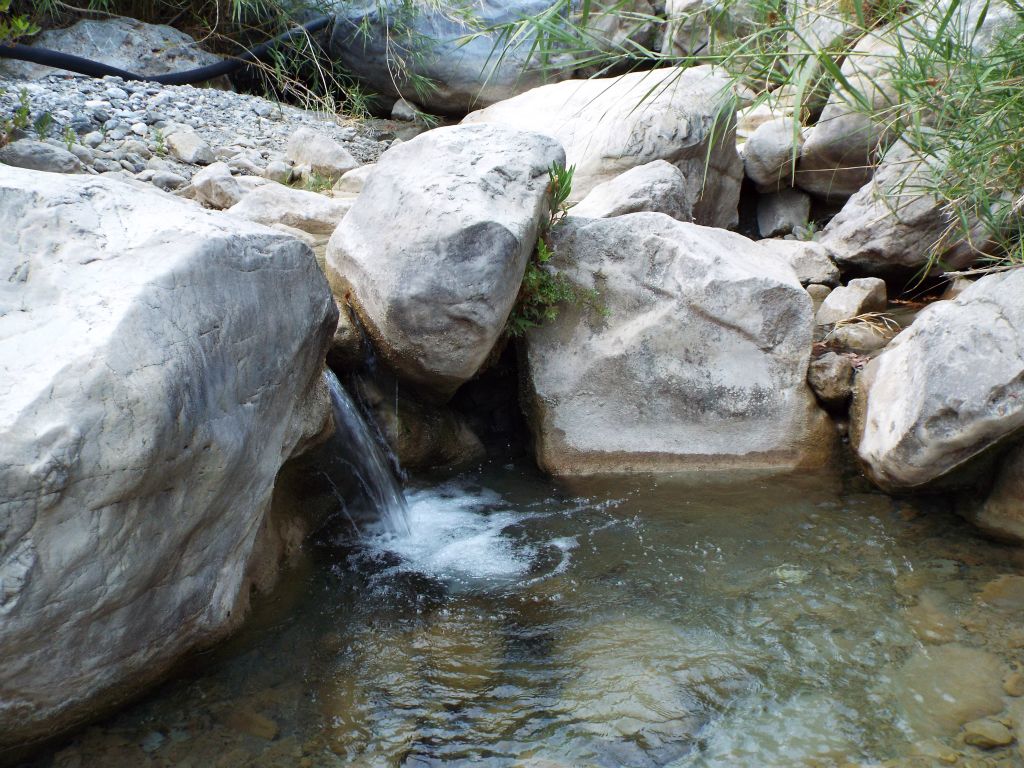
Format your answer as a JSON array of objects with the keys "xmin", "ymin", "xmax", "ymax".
[
  {"xmin": 463, "ymin": 66, "xmax": 743, "ymax": 228},
  {"xmin": 0, "ymin": 166, "xmax": 336, "ymax": 747},
  {"xmin": 521, "ymin": 212, "xmax": 834, "ymax": 474},
  {"xmin": 325, "ymin": 123, "xmax": 565, "ymax": 400},
  {"xmin": 851, "ymin": 269, "xmax": 1024, "ymax": 490}
]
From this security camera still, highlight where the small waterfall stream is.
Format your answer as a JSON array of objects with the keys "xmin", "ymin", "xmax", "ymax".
[{"xmin": 323, "ymin": 368, "xmax": 411, "ymax": 536}]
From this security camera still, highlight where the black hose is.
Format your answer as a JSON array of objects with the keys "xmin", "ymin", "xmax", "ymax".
[{"xmin": 0, "ymin": 15, "xmax": 333, "ymax": 86}]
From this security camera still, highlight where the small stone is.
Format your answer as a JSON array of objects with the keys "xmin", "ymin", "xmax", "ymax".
[
  {"xmin": 0, "ymin": 139, "xmax": 83, "ymax": 173},
  {"xmin": 391, "ymin": 97, "xmax": 421, "ymax": 122},
  {"xmin": 962, "ymin": 718, "xmax": 1014, "ymax": 748},
  {"xmin": 151, "ymin": 171, "xmax": 187, "ymax": 191},
  {"xmin": 978, "ymin": 575, "xmax": 1024, "ymax": 610},
  {"xmin": 82, "ymin": 131, "xmax": 104, "ymax": 148},
  {"xmin": 130, "ymin": 122, "xmax": 148, "ymax": 136},
  {"xmin": 1004, "ymin": 671, "xmax": 1024, "ymax": 696},
  {"xmin": 808, "ymin": 352, "xmax": 855, "ymax": 411},
  {"xmin": 816, "ymin": 277, "xmax": 888, "ymax": 326},
  {"xmin": 263, "ymin": 160, "xmax": 293, "ymax": 184},
  {"xmin": 165, "ymin": 126, "xmax": 215, "ymax": 165},
  {"xmin": 806, "ymin": 283, "xmax": 832, "ymax": 313},
  {"xmin": 105, "ymin": 86, "xmax": 128, "ymax": 100}
]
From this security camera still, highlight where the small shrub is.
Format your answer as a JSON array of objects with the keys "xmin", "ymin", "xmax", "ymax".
[{"xmin": 506, "ymin": 162, "xmax": 607, "ymax": 337}]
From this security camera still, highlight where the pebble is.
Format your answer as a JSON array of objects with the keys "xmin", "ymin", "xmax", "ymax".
[
  {"xmin": 962, "ymin": 718, "xmax": 1015, "ymax": 748},
  {"xmin": 1004, "ymin": 671, "xmax": 1024, "ymax": 696}
]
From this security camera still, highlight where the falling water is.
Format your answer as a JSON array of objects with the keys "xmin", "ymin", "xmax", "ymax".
[{"xmin": 323, "ymin": 368, "xmax": 411, "ymax": 536}]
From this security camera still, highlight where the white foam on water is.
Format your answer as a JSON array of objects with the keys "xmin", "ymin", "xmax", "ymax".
[{"xmin": 361, "ymin": 482, "xmax": 536, "ymax": 586}]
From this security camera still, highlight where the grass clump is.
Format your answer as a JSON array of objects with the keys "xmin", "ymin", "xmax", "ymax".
[{"xmin": 506, "ymin": 162, "xmax": 607, "ymax": 338}]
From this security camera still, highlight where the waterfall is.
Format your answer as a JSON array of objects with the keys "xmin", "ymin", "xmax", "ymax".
[{"xmin": 323, "ymin": 368, "xmax": 411, "ymax": 536}]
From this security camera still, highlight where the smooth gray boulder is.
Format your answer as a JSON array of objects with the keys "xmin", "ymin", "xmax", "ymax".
[
  {"xmin": 521, "ymin": 212, "xmax": 834, "ymax": 474},
  {"xmin": 325, "ymin": 123, "xmax": 565, "ymax": 400},
  {"xmin": 0, "ymin": 140, "xmax": 84, "ymax": 174},
  {"xmin": 851, "ymin": 269, "xmax": 1024, "ymax": 490},
  {"xmin": 0, "ymin": 17, "xmax": 221, "ymax": 80},
  {"xmin": 328, "ymin": 0, "xmax": 572, "ymax": 114},
  {"xmin": 742, "ymin": 117, "xmax": 803, "ymax": 190},
  {"xmin": 0, "ymin": 165, "xmax": 336, "ymax": 748},
  {"xmin": 819, "ymin": 141, "xmax": 989, "ymax": 274},
  {"xmin": 815, "ymin": 277, "xmax": 886, "ymax": 326},
  {"xmin": 464, "ymin": 66, "xmax": 743, "ymax": 228},
  {"xmin": 570, "ymin": 160, "xmax": 693, "ymax": 221}
]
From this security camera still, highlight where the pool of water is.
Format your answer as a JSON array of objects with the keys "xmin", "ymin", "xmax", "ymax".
[{"xmin": 31, "ymin": 462, "xmax": 1024, "ymax": 768}]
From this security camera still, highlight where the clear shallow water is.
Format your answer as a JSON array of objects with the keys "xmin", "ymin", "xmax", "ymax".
[{"xmin": 31, "ymin": 463, "xmax": 1024, "ymax": 768}]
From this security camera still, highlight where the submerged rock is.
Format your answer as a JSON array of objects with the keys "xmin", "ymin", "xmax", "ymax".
[
  {"xmin": 521, "ymin": 213, "xmax": 833, "ymax": 474},
  {"xmin": 0, "ymin": 166, "xmax": 336, "ymax": 748},
  {"xmin": 851, "ymin": 269, "xmax": 1024, "ymax": 490},
  {"xmin": 893, "ymin": 645, "xmax": 1005, "ymax": 738},
  {"xmin": 464, "ymin": 66, "xmax": 743, "ymax": 227},
  {"xmin": 325, "ymin": 123, "xmax": 563, "ymax": 400}
]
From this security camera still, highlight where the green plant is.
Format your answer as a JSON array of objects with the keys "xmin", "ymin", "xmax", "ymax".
[
  {"xmin": 32, "ymin": 111, "xmax": 54, "ymax": 140},
  {"xmin": 152, "ymin": 128, "xmax": 166, "ymax": 156},
  {"xmin": 2, "ymin": 88, "xmax": 31, "ymax": 146},
  {"xmin": 0, "ymin": 0, "xmax": 37, "ymax": 45},
  {"xmin": 506, "ymin": 163, "xmax": 607, "ymax": 337},
  {"xmin": 300, "ymin": 170, "xmax": 334, "ymax": 193},
  {"xmin": 62, "ymin": 124, "xmax": 76, "ymax": 150}
]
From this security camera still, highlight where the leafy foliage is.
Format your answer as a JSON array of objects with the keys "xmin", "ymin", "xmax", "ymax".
[
  {"xmin": 0, "ymin": 0, "xmax": 37, "ymax": 45},
  {"xmin": 506, "ymin": 163, "xmax": 607, "ymax": 338}
]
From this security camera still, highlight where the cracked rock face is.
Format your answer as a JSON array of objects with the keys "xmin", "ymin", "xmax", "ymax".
[
  {"xmin": 520, "ymin": 212, "xmax": 834, "ymax": 474},
  {"xmin": 851, "ymin": 268, "xmax": 1024, "ymax": 490},
  {"xmin": 0, "ymin": 166, "xmax": 336, "ymax": 748}
]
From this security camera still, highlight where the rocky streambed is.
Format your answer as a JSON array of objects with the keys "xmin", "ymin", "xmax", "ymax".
[
  {"xmin": 4, "ymin": 4, "xmax": 1024, "ymax": 765},
  {"xmin": 22, "ymin": 461, "xmax": 1024, "ymax": 768}
]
